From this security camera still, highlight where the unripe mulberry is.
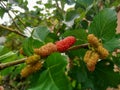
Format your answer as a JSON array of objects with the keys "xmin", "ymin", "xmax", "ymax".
[
  {"xmin": 87, "ymin": 52, "xmax": 99, "ymax": 66},
  {"xmin": 21, "ymin": 61, "xmax": 43, "ymax": 77},
  {"xmin": 34, "ymin": 43, "xmax": 57, "ymax": 57},
  {"xmin": 84, "ymin": 50, "xmax": 93, "ymax": 63},
  {"xmin": 87, "ymin": 65, "xmax": 95, "ymax": 72},
  {"xmin": 87, "ymin": 34, "xmax": 99, "ymax": 47},
  {"xmin": 55, "ymin": 36, "xmax": 76, "ymax": 52},
  {"xmin": 21, "ymin": 65, "xmax": 34, "ymax": 77},
  {"xmin": 97, "ymin": 45, "xmax": 109, "ymax": 59},
  {"xmin": 84, "ymin": 51, "xmax": 99, "ymax": 72},
  {"xmin": 25, "ymin": 54, "xmax": 40, "ymax": 65},
  {"xmin": 32, "ymin": 61, "xmax": 42, "ymax": 71}
]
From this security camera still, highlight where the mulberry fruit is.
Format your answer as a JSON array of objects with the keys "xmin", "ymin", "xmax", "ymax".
[
  {"xmin": 87, "ymin": 34, "xmax": 99, "ymax": 47},
  {"xmin": 63, "ymin": 36, "xmax": 76, "ymax": 46},
  {"xmin": 25, "ymin": 54, "xmax": 40, "ymax": 65},
  {"xmin": 32, "ymin": 61, "xmax": 43, "ymax": 71},
  {"xmin": 56, "ymin": 36, "xmax": 76, "ymax": 52},
  {"xmin": 21, "ymin": 61, "xmax": 43, "ymax": 77},
  {"xmin": 34, "ymin": 43, "xmax": 57, "ymax": 57},
  {"xmin": 87, "ymin": 52, "xmax": 99, "ymax": 67},
  {"xmin": 21, "ymin": 65, "xmax": 34, "ymax": 77},
  {"xmin": 84, "ymin": 50, "xmax": 93, "ymax": 63},
  {"xmin": 84, "ymin": 50, "xmax": 99, "ymax": 72},
  {"xmin": 97, "ymin": 45, "xmax": 109, "ymax": 59},
  {"xmin": 87, "ymin": 65, "xmax": 95, "ymax": 72}
]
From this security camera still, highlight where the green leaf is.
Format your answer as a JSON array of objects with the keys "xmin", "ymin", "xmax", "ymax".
[
  {"xmin": 32, "ymin": 26, "xmax": 50, "ymax": 42},
  {"xmin": 93, "ymin": 60, "xmax": 120, "ymax": 90},
  {"xmin": 69, "ymin": 60, "xmax": 87, "ymax": 83},
  {"xmin": 29, "ymin": 53, "xmax": 72, "ymax": 90},
  {"xmin": 88, "ymin": 8, "xmax": 117, "ymax": 41},
  {"xmin": 76, "ymin": 0, "xmax": 93, "ymax": 7},
  {"xmin": 65, "ymin": 10, "xmax": 79, "ymax": 21},
  {"xmin": 22, "ymin": 37, "xmax": 44, "ymax": 56},
  {"xmin": 0, "ymin": 8, "xmax": 5, "ymax": 18},
  {"xmin": 66, "ymin": 0, "xmax": 75, "ymax": 5},
  {"xmin": 22, "ymin": 38, "xmax": 34, "ymax": 56},
  {"xmin": 112, "ymin": 56, "xmax": 120, "ymax": 68},
  {"xmin": 0, "ymin": 51, "xmax": 17, "ymax": 62},
  {"xmin": 62, "ymin": 29, "xmax": 87, "ymax": 44},
  {"xmin": 104, "ymin": 38, "xmax": 120, "ymax": 52},
  {"xmin": 0, "ymin": 45, "xmax": 4, "ymax": 53}
]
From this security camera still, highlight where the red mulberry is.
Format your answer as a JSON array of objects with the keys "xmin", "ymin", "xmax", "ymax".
[{"xmin": 56, "ymin": 36, "xmax": 76, "ymax": 52}]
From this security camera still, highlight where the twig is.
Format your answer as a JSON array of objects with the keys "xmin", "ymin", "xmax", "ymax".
[
  {"xmin": 67, "ymin": 43, "xmax": 89, "ymax": 51},
  {"xmin": 0, "ymin": 58, "xmax": 26, "ymax": 70},
  {"xmin": 55, "ymin": 0, "xmax": 65, "ymax": 14},
  {"xmin": 0, "ymin": 43, "xmax": 89, "ymax": 70},
  {"xmin": 11, "ymin": 11, "xmax": 27, "ymax": 28},
  {"xmin": 7, "ymin": 11, "xmax": 22, "ymax": 31},
  {"xmin": 0, "ymin": 24, "xmax": 26, "ymax": 37},
  {"xmin": 1, "ymin": 1, "xmax": 22, "ymax": 31}
]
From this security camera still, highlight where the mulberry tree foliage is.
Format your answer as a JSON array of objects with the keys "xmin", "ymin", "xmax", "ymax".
[{"xmin": 0, "ymin": 0, "xmax": 120, "ymax": 90}]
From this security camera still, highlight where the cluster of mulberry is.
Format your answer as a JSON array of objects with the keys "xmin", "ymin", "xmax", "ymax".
[
  {"xmin": 84, "ymin": 34, "xmax": 109, "ymax": 71},
  {"xmin": 87, "ymin": 34, "xmax": 109, "ymax": 59},
  {"xmin": 55, "ymin": 36, "xmax": 76, "ymax": 52},
  {"xmin": 21, "ymin": 54, "xmax": 42, "ymax": 77},
  {"xmin": 34, "ymin": 42, "xmax": 57, "ymax": 57},
  {"xmin": 21, "ymin": 36, "xmax": 76, "ymax": 77}
]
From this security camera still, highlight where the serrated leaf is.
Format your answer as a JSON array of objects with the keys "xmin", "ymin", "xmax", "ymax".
[
  {"xmin": 29, "ymin": 53, "xmax": 72, "ymax": 90},
  {"xmin": 93, "ymin": 60, "xmax": 120, "ymax": 90},
  {"xmin": 104, "ymin": 38, "xmax": 120, "ymax": 52},
  {"xmin": 88, "ymin": 8, "xmax": 117, "ymax": 41},
  {"xmin": 32, "ymin": 26, "xmax": 50, "ymax": 41}
]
